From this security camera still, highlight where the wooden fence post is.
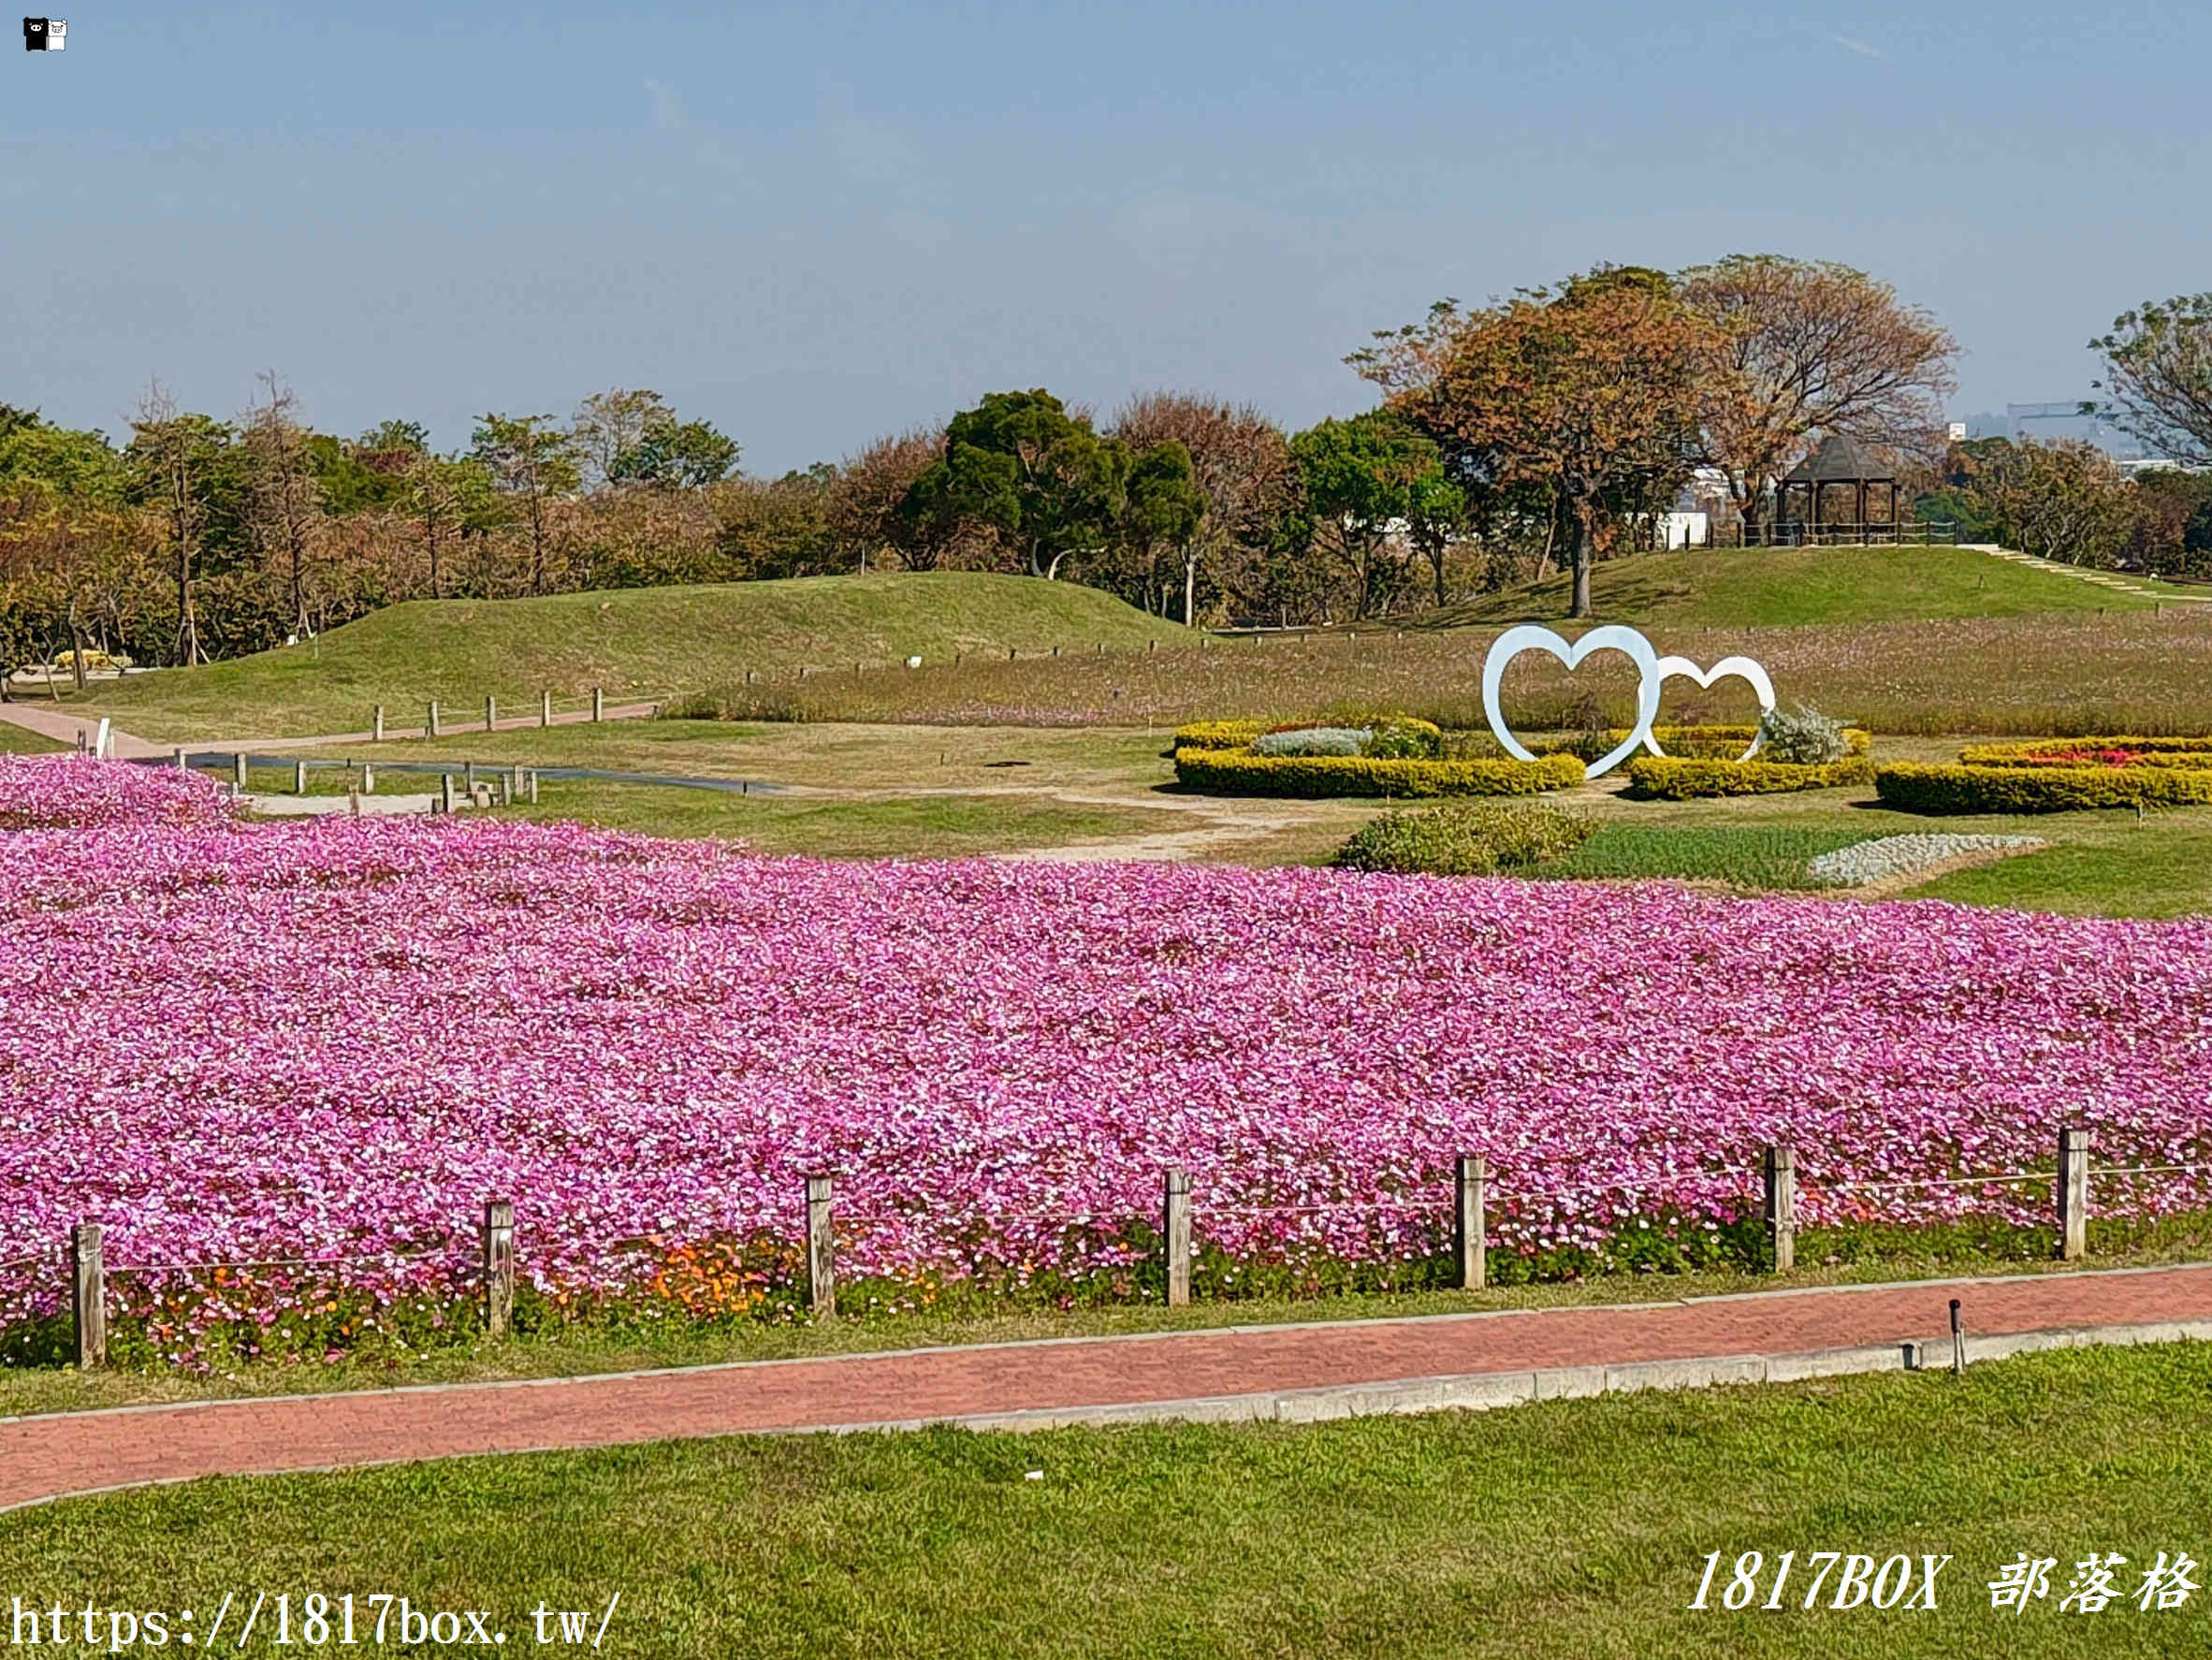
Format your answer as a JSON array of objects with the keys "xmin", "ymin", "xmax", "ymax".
[
  {"xmin": 172, "ymin": 747, "xmax": 186, "ymax": 771},
  {"xmin": 463, "ymin": 761, "xmax": 476, "ymax": 792},
  {"xmin": 293, "ymin": 760, "xmax": 307, "ymax": 795},
  {"xmin": 372, "ymin": 705, "xmax": 386, "ymax": 742},
  {"xmin": 2058, "ymin": 1127, "xmax": 2090, "ymax": 1260},
  {"xmin": 71, "ymin": 1221, "xmax": 105, "ymax": 1369},
  {"xmin": 1455, "ymin": 1155, "xmax": 1487, "ymax": 1290},
  {"xmin": 482, "ymin": 1200, "xmax": 516, "ymax": 1337},
  {"xmin": 1763, "ymin": 1143, "xmax": 1796, "ymax": 1274},
  {"xmin": 439, "ymin": 773, "xmax": 456, "ymax": 814},
  {"xmin": 362, "ymin": 764, "xmax": 375, "ymax": 794},
  {"xmin": 498, "ymin": 772, "xmax": 513, "ymax": 808},
  {"xmin": 591, "ymin": 687, "xmax": 604, "ymax": 722},
  {"xmin": 805, "ymin": 1173, "xmax": 835, "ymax": 1318},
  {"xmin": 526, "ymin": 770, "xmax": 539, "ymax": 805},
  {"xmin": 485, "ymin": 695, "xmax": 497, "ymax": 733},
  {"xmin": 1163, "ymin": 1167, "xmax": 1192, "ymax": 1307},
  {"xmin": 540, "ymin": 691, "xmax": 552, "ymax": 728},
  {"xmin": 427, "ymin": 700, "xmax": 440, "ymax": 739}
]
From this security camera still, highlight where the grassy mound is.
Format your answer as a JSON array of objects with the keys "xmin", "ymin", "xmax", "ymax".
[
  {"xmin": 72, "ymin": 574, "xmax": 1198, "ymax": 741},
  {"xmin": 1430, "ymin": 545, "xmax": 2180, "ymax": 630}
]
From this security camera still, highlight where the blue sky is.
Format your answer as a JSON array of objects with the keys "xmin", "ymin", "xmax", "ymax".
[{"xmin": 7, "ymin": 1, "xmax": 2205, "ymax": 472}]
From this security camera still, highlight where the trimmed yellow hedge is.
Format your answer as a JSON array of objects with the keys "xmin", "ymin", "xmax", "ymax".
[
  {"xmin": 1624, "ymin": 756, "xmax": 1877, "ymax": 799},
  {"xmin": 1957, "ymin": 736, "xmax": 2212, "ymax": 769},
  {"xmin": 1875, "ymin": 762, "xmax": 2212, "ymax": 814},
  {"xmin": 1174, "ymin": 749, "xmax": 1585, "ymax": 798},
  {"xmin": 1171, "ymin": 720, "xmax": 1267, "ymax": 752},
  {"xmin": 1605, "ymin": 724, "xmax": 1872, "ymax": 758}
]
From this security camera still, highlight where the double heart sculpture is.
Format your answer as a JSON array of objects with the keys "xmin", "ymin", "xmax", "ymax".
[{"xmin": 1479, "ymin": 624, "xmax": 1778, "ymax": 779}]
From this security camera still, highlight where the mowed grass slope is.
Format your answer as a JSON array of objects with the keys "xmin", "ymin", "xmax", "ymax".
[
  {"xmin": 71, "ymin": 574, "xmax": 1199, "ymax": 740},
  {"xmin": 0, "ymin": 720, "xmax": 67, "ymax": 753},
  {"xmin": 1432, "ymin": 543, "xmax": 2181, "ymax": 628},
  {"xmin": 7, "ymin": 1345, "xmax": 2212, "ymax": 1659}
]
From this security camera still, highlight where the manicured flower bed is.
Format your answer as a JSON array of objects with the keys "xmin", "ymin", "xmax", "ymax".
[{"xmin": 6, "ymin": 757, "xmax": 2212, "ymax": 1366}]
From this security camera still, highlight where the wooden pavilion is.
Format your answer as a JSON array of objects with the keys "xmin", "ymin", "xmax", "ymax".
[{"xmin": 1777, "ymin": 434, "xmax": 1898, "ymax": 535}]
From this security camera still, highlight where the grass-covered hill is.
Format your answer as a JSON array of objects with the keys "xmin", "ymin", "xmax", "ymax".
[
  {"xmin": 1431, "ymin": 544, "xmax": 2185, "ymax": 630},
  {"xmin": 73, "ymin": 573, "xmax": 1200, "ymax": 740}
]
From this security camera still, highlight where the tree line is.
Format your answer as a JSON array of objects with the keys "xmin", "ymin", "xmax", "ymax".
[{"xmin": 7, "ymin": 255, "xmax": 2212, "ymax": 677}]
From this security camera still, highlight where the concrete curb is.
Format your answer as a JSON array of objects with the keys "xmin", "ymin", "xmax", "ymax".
[{"xmin": 897, "ymin": 1315, "xmax": 2212, "ymax": 1435}]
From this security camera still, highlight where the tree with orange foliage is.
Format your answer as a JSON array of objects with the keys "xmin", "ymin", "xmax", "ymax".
[
  {"xmin": 1681, "ymin": 256, "xmax": 1956, "ymax": 536},
  {"xmin": 1354, "ymin": 269, "xmax": 1717, "ymax": 618}
]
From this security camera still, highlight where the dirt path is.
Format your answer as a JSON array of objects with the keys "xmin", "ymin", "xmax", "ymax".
[{"xmin": 7, "ymin": 1264, "xmax": 2210, "ymax": 1512}]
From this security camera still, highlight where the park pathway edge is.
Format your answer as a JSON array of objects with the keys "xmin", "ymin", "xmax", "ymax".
[{"xmin": 5, "ymin": 1263, "xmax": 2212, "ymax": 1514}]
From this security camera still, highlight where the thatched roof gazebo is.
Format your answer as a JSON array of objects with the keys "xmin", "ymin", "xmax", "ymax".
[{"xmin": 1779, "ymin": 434, "xmax": 1898, "ymax": 535}]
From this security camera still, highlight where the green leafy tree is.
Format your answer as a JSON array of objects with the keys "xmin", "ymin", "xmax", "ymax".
[
  {"xmin": 470, "ymin": 413, "xmax": 580, "ymax": 594},
  {"xmin": 901, "ymin": 390, "xmax": 1128, "ymax": 580},
  {"xmin": 1286, "ymin": 411, "xmax": 1442, "ymax": 619},
  {"xmin": 1108, "ymin": 440, "xmax": 1207, "ymax": 614},
  {"xmin": 611, "ymin": 417, "xmax": 740, "ymax": 488}
]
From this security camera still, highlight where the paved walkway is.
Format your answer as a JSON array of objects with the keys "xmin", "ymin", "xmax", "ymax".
[
  {"xmin": 1960, "ymin": 541, "xmax": 2212, "ymax": 603},
  {"xmin": 7, "ymin": 1264, "xmax": 2212, "ymax": 1512},
  {"xmin": 0, "ymin": 702, "xmax": 168, "ymax": 759}
]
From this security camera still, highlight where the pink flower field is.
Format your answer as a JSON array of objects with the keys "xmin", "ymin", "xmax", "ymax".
[{"xmin": 5, "ymin": 754, "xmax": 2212, "ymax": 1361}]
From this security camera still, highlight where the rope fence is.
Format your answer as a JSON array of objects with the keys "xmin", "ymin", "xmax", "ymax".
[{"xmin": 21, "ymin": 1126, "xmax": 2210, "ymax": 1367}]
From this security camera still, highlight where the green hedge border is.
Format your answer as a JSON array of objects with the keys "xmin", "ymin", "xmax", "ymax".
[
  {"xmin": 1875, "ymin": 762, "xmax": 2212, "ymax": 814},
  {"xmin": 1174, "ymin": 749, "xmax": 1586, "ymax": 799},
  {"xmin": 1171, "ymin": 721, "xmax": 1268, "ymax": 753},
  {"xmin": 1624, "ymin": 756, "xmax": 1877, "ymax": 800}
]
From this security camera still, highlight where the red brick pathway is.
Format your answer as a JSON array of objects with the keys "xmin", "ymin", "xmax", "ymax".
[{"xmin": 7, "ymin": 1265, "xmax": 2212, "ymax": 1512}]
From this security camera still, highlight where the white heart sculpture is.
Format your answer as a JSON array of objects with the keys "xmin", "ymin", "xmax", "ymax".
[
  {"xmin": 1646, "ymin": 656, "xmax": 1778, "ymax": 762},
  {"xmin": 1480, "ymin": 624, "xmax": 1663, "ymax": 779}
]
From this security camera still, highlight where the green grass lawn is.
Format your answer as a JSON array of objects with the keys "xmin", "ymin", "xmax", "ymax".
[
  {"xmin": 0, "ymin": 719, "xmax": 66, "ymax": 753},
  {"xmin": 7, "ymin": 1344, "xmax": 2211, "ymax": 1658},
  {"xmin": 1429, "ymin": 544, "xmax": 2189, "ymax": 629},
  {"xmin": 62, "ymin": 573, "xmax": 1198, "ymax": 742},
  {"xmin": 495, "ymin": 782, "xmax": 1190, "ymax": 860},
  {"xmin": 1534, "ymin": 824, "xmax": 1871, "ymax": 890}
]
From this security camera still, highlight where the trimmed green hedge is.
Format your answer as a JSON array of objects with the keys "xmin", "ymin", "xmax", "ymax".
[
  {"xmin": 1171, "ymin": 720, "xmax": 1267, "ymax": 753},
  {"xmin": 1174, "ymin": 749, "xmax": 1585, "ymax": 798},
  {"xmin": 1606, "ymin": 724, "xmax": 1873, "ymax": 758},
  {"xmin": 1957, "ymin": 736, "xmax": 2212, "ymax": 769},
  {"xmin": 1624, "ymin": 755, "xmax": 1876, "ymax": 799},
  {"xmin": 1875, "ymin": 762, "xmax": 2212, "ymax": 814}
]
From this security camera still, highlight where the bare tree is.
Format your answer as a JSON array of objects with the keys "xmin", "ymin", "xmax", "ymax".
[
  {"xmin": 240, "ymin": 372, "xmax": 326, "ymax": 636},
  {"xmin": 1681, "ymin": 256, "xmax": 1957, "ymax": 534},
  {"xmin": 2092, "ymin": 294, "xmax": 2212, "ymax": 467},
  {"xmin": 1110, "ymin": 392, "xmax": 1292, "ymax": 624},
  {"xmin": 127, "ymin": 380, "xmax": 211, "ymax": 665}
]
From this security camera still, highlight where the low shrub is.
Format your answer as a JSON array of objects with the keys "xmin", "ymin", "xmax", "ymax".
[
  {"xmin": 1601, "ymin": 724, "xmax": 1874, "ymax": 759},
  {"xmin": 1174, "ymin": 749, "xmax": 1585, "ymax": 798},
  {"xmin": 1251, "ymin": 725, "xmax": 1369, "ymax": 757},
  {"xmin": 1360, "ymin": 716, "xmax": 1445, "ymax": 760},
  {"xmin": 1755, "ymin": 702, "xmax": 1852, "ymax": 764},
  {"xmin": 1623, "ymin": 755, "xmax": 1877, "ymax": 799},
  {"xmin": 1957, "ymin": 736, "xmax": 2212, "ymax": 769},
  {"xmin": 1875, "ymin": 762, "xmax": 2212, "ymax": 814},
  {"xmin": 1334, "ymin": 799, "xmax": 1597, "ymax": 876}
]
